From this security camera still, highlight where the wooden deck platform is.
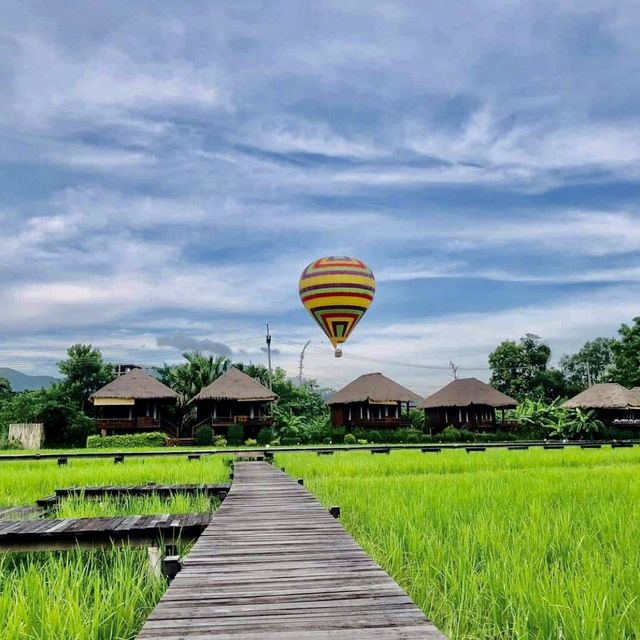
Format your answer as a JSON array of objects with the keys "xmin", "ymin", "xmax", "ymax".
[
  {"xmin": 137, "ymin": 461, "xmax": 446, "ymax": 639},
  {"xmin": 0, "ymin": 513, "xmax": 211, "ymax": 552}
]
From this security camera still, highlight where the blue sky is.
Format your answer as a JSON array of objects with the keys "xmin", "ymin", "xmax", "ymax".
[{"xmin": 2, "ymin": 1, "xmax": 640, "ymax": 393}]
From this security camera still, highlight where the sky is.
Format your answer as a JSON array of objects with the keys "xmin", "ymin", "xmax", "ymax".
[{"xmin": 2, "ymin": 1, "xmax": 640, "ymax": 394}]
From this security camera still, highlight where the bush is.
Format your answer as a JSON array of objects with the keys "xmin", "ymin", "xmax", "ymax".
[
  {"xmin": 257, "ymin": 427, "xmax": 274, "ymax": 445},
  {"xmin": 244, "ymin": 438, "xmax": 258, "ymax": 447},
  {"xmin": 195, "ymin": 425, "xmax": 213, "ymax": 446},
  {"xmin": 438, "ymin": 426, "xmax": 474, "ymax": 443},
  {"xmin": 86, "ymin": 432, "xmax": 167, "ymax": 449},
  {"xmin": 367, "ymin": 430, "xmax": 383, "ymax": 443},
  {"xmin": 344, "ymin": 433, "xmax": 357, "ymax": 445},
  {"xmin": 357, "ymin": 439, "xmax": 367, "ymax": 445},
  {"xmin": 398, "ymin": 428, "xmax": 423, "ymax": 443},
  {"xmin": 213, "ymin": 435, "xmax": 227, "ymax": 447},
  {"xmin": 227, "ymin": 424, "xmax": 244, "ymax": 446},
  {"xmin": 0, "ymin": 436, "xmax": 24, "ymax": 450}
]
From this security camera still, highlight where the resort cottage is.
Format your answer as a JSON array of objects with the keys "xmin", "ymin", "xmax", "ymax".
[
  {"xmin": 562, "ymin": 383, "xmax": 640, "ymax": 427},
  {"xmin": 90, "ymin": 369, "xmax": 179, "ymax": 436},
  {"xmin": 419, "ymin": 377, "xmax": 517, "ymax": 433},
  {"xmin": 191, "ymin": 367, "xmax": 277, "ymax": 438},
  {"xmin": 327, "ymin": 372, "xmax": 422, "ymax": 429}
]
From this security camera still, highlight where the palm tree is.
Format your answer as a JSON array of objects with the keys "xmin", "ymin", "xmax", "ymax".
[{"xmin": 169, "ymin": 352, "xmax": 230, "ymax": 399}]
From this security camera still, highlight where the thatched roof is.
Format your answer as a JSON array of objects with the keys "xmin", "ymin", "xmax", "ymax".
[
  {"xmin": 90, "ymin": 369, "xmax": 179, "ymax": 401},
  {"xmin": 192, "ymin": 367, "xmax": 277, "ymax": 402},
  {"xmin": 418, "ymin": 378, "xmax": 517, "ymax": 409},
  {"xmin": 327, "ymin": 373, "xmax": 422, "ymax": 405},
  {"xmin": 561, "ymin": 383, "xmax": 640, "ymax": 409}
]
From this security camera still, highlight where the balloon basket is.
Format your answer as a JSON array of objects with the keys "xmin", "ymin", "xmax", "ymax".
[{"xmin": 334, "ymin": 348, "xmax": 343, "ymax": 358}]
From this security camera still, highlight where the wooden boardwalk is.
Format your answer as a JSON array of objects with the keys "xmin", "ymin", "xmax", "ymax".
[
  {"xmin": 0, "ymin": 513, "xmax": 211, "ymax": 552},
  {"xmin": 138, "ymin": 461, "xmax": 446, "ymax": 639}
]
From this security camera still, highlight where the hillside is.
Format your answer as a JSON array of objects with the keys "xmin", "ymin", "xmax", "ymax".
[{"xmin": 0, "ymin": 368, "xmax": 58, "ymax": 392}]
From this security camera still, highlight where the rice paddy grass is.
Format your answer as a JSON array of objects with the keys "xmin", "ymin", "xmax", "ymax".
[
  {"xmin": 0, "ymin": 455, "xmax": 229, "ymax": 639},
  {"xmin": 55, "ymin": 492, "xmax": 218, "ymax": 518},
  {"xmin": 0, "ymin": 455, "xmax": 230, "ymax": 506},
  {"xmin": 277, "ymin": 447, "xmax": 640, "ymax": 640}
]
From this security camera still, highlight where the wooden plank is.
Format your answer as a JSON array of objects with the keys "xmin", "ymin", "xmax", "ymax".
[
  {"xmin": 137, "ymin": 461, "xmax": 446, "ymax": 639},
  {"xmin": 0, "ymin": 513, "xmax": 211, "ymax": 552}
]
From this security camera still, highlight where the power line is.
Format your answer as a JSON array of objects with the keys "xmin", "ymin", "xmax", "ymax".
[{"xmin": 271, "ymin": 337, "xmax": 490, "ymax": 371}]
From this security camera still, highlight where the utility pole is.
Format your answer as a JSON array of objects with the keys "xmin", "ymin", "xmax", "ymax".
[
  {"xmin": 298, "ymin": 340, "xmax": 311, "ymax": 387},
  {"xmin": 266, "ymin": 323, "xmax": 273, "ymax": 390},
  {"xmin": 449, "ymin": 361, "xmax": 458, "ymax": 379}
]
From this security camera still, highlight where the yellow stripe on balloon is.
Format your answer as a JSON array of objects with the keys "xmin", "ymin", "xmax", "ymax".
[
  {"xmin": 303, "ymin": 296, "xmax": 373, "ymax": 309},
  {"xmin": 299, "ymin": 274, "xmax": 375, "ymax": 288}
]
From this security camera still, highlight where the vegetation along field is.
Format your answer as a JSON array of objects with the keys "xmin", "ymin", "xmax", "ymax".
[
  {"xmin": 0, "ymin": 456, "xmax": 229, "ymax": 639},
  {"xmin": 278, "ymin": 447, "xmax": 640, "ymax": 640}
]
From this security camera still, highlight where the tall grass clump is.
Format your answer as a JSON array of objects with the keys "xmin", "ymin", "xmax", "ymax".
[
  {"xmin": 278, "ymin": 448, "xmax": 640, "ymax": 640},
  {"xmin": 56, "ymin": 492, "xmax": 217, "ymax": 518},
  {"xmin": 0, "ymin": 455, "xmax": 230, "ymax": 506},
  {"xmin": 0, "ymin": 547, "xmax": 166, "ymax": 639}
]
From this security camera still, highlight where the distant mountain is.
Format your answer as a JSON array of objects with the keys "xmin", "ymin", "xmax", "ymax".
[{"xmin": 0, "ymin": 368, "xmax": 59, "ymax": 392}]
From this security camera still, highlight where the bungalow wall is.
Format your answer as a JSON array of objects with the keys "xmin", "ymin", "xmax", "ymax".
[
  {"xmin": 97, "ymin": 399, "xmax": 166, "ymax": 435},
  {"xmin": 426, "ymin": 405, "xmax": 497, "ymax": 432},
  {"xmin": 330, "ymin": 401, "xmax": 409, "ymax": 429},
  {"xmin": 595, "ymin": 408, "xmax": 640, "ymax": 427},
  {"xmin": 195, "ymin": 400, "xmax": 274, "ymax": 438}
]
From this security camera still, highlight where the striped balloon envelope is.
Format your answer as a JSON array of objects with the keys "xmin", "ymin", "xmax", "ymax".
[{"xmin": 298, "ymin": 256, "xmax": 375, "ymax": 356}]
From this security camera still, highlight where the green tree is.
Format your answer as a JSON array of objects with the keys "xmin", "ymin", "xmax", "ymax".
[
  {"xmin": 0, "ymin": 377, "xmax": 11, "ymax": 397},
  {"xmin": 609, "ymin": 317, "xmax": 640, "ymax": 388},
  {"xmin": 489, "ymin": 334, "xmax": 573, "ymax": 402},
  {"xmin": 489, "ymin": 334, "xmax": 550, "ymax": 400},
  {"xmin": 560, "ymin": 337, "xmax": 615, "ymax": 390},
  {"xmin": 57, "ymin": 344, "xmax": 115, "ymax": 410}
]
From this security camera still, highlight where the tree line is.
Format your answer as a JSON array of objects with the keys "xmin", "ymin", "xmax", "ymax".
[{"xmin": 488, "ymin": 316, "xmax": 640, "ymax": 402}]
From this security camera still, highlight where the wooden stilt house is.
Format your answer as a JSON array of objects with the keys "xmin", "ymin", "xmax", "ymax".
[
  {"xmin": 191, "ymin": 367, "xmax": 277, "ymax": 438},
  {"xmin": 419, "ymin": 378, "xmax": 517, "ymax": 432},
  {"xmin": 327, "ymin": 372, "xmax": 422, "ymax": 429},
  {"xmin": 562, "ymin": 383, "xmax": 640, "ymax": 426},
  {"xmin": 90, "ymin": 369, "xmax": 180, "ymax": 436}
]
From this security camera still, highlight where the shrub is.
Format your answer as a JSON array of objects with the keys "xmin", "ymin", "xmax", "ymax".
[
  {"xmin": 0, "ymin": 436, "xmax": 24, "ymax": 450},
  {"xmin": 213, "ymin": 435, "xmax": 227, "ymax": 447},
  {"xmin": 344, "ymin": 433, "xmax": 357, "ymax": 445},
  {"xmin": 357, "ymin": 439, "xmax": 367, "ymax": 445},
  {"xmin": 439, "ymin": 426, "xmax": 474, "ymax": 443},
  {"xmin": 367, "ymin": 430, "xmax": 383, "ymax": 443},
  {"xmin": 394, "ymin": 428, "xmax": 424, "ymax": 443},
  {"xmin": 86, "ymin": 432, "xmax": 167, "ymax": 449},
  {"xmin": 195, "ymin": 425, "xmax": 213, "ymax": 446},
  {"xmin": 244, "ymin": 438, "xmax": 258, "ymax": 447},
  {"xmin": 227, "ymin": 424, "xmax": 244, "ymax": 446},
  {"xmin": 322, "ymin": 436, "xmax": 332, "ymax": 444},
  {"xmin": 257, "ymin": 427, "xmax": 274, "ymax": 445}
]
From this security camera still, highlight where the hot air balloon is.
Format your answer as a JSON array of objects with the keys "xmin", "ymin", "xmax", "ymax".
[{"xmin": 299, "ymin": 256, "xmax": 375, "ymax": 357}]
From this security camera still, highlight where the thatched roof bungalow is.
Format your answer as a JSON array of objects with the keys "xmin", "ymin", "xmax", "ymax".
[
  {"xmin": 327, "ymin": 372, "xmax": 422, "ymax": 429},
  {"xmin": 562, "ymin": 383, "xmax": 640, "ymax": 426},
  {"xmin": 191, "ymin": 367, "xmax": 277, "ymax": 437},
  {"xmin": 90, "ymin": 369, "xmax": 179, "ymax": 436},
  {"xmin": 418, "ymin": 378, "xmax": 517, "ymax": 432}
]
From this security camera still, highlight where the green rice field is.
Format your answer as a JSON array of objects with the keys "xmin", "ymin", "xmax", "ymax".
[
  {"xmin": 0, "ymin": 455, "xmax": 230, "ymax": 506},
  {"xmin": 0, "ymin": 456, "xmax": 229, "ymax": 639},
  {"xmin": 2, "ymin": 448, "xmax": 639, "ymax": 639},
  {"xmin": 278, "ymin": 447, "xmax": 640, "ymax": 640}
]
